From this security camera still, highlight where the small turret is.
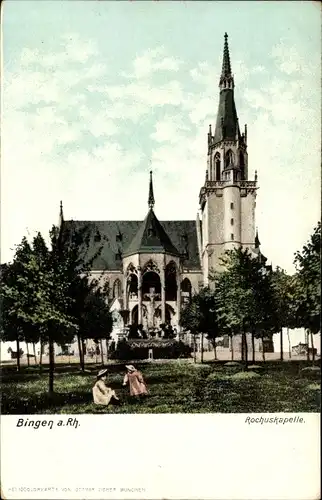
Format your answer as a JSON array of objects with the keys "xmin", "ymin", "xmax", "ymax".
[
  {"xmin": 208, "ymin": 124, "xmax": 212, "ymax": 147},
  {"xmin": 148, "ymin": 171, "xmax": 155, "ymax": 210},
  {"xmin": 58, "ymin": 200, "xmax": 64, "ymax": 229},
  {"xmin": 255, "ymin": 227, "xmax": 260, "ymax": 248}
]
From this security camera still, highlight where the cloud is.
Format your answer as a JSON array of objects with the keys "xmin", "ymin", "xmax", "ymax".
[
  {"xmin": 127, "ymin": 47, "xmax": 183, "ymax": 79},
  {"xmin": 150, "ymin": 115, "xmax": 191, "ymax": 144},
  {"xmin": 20, "ymin": 33, "xmax": 99, "ymax": 68}
]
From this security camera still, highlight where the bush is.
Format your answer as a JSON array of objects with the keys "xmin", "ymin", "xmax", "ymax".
[
  {"xmin": 300, "ymin": 367, "xmax": 321, "ymax": 380},
  {"xmin": 207, "ymin": 371, "xmax": 230, "ymax": 382},
  {"xmin": 230, "ymin": 371, "xmax": 261, "ymax": 380},
  {"xmin": 110, "ymin": 340, "xmax": 192, "ymax": 360}
]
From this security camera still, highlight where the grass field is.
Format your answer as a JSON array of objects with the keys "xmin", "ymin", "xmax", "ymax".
[{"xmin": 1, "ymin": 359, "xmax": 320, "ymax": 414}]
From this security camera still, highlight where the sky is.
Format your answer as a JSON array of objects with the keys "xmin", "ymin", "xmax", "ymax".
[{"xmin": 1, "ymin": 0, "xmax": 321, "ymax": 273}]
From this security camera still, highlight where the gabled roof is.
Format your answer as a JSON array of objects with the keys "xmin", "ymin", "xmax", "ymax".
[
  {"xmin": 123, "ymin": 208, "xmax": 180, "ymax": 257},
  {"xmin": 63, "ymin": 219, "xmax": 201, "ymax": 271}
]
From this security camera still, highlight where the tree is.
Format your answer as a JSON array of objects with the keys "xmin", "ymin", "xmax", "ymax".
[
  {"xmin": 80, "ymin": 286, "xmax": 113, "ymax": 366},
  {"xmin": 212, "ymin": 248, "xmax": 275, "ymax": 367},
  {"xmin": 1, "ymin": 221, "xmax": 110, "ymax": 393},
  {"xmin": 270, "ymin": 267, "xmax": 297, "ymax": 360},
  {"xmin": 0, "ymin": 262, "xmax": 26, "ymax": 371},
  {"xmin": 0, "ymin": 238, "xmax": 44, "ymax": 371},
  {"xmin": 294, "ymin": 222, "xmax": 321, "ymax": 363},
  {"xmin": 180, "ymin": 287, "xmax": 219, "ymax": 363},
  {"xmin": 49, "ymin": 220, "xmax": 109, "ymax": 373}
]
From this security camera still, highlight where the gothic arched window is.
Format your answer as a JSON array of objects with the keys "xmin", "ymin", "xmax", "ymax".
[
  {"xmin": 225, "ymin": 149, "xmax": 234, "ymax": 168},
  {"xmin": 181, "ymin": 278, "xmax": 192, "ymax": 303},
  {"xmin": 240, "ymin": 152, "xmax": 245, "ymax": 180},
  {"xmin": 215, "ymin": 153, "xmax": 221, "ymax": 181},
  {"xmin": 112, "ymin": 279, "xmax": 122, "ymax": 299}
]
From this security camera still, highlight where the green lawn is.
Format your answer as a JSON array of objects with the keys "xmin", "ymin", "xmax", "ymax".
[{"xmin": 1, "ymin": 360, "xmax": 320, "ymax": 414}]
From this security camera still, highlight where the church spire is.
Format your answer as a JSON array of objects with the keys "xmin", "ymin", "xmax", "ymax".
[
  {"xmin": 213, "ymin": 33, "xmax": 239, "ymax": 144},
  {"xmin": 219, "ymin": 33, "xmax": 234, "ymax": 90},
  {"xmin": 148, "ymin": 171, "xmax": 155, "ymax": 209}
]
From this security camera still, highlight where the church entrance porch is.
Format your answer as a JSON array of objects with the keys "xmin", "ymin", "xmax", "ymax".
[{"xmin": 130, "ymin": 300, "xmax": 176, "ymax": 337}]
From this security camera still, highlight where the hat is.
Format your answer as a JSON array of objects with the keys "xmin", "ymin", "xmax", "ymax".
[
  {"xmin": 97, "ymin": 369, "xmax": 108, "ymax": 379},
  {"xmin": 125, "ymin": 365, "xmax": 136, "ymax": 372}
]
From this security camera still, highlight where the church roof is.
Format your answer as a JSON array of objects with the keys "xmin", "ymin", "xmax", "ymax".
[
  {"xmin": 63, "ymin": 219, "xmax": 201, "ymax": 271},
  {"xmin": 213, "ymin": 89, "xmax": 240, "ymax": 144},
  {"xmin": 123, "ymin": 208, "xmax": 180, "ymax": 258}
]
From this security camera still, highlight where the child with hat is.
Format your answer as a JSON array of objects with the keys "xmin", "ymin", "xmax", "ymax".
[{"xmin": 92, "ymin": 368, "xmax": 120, "ymax": 406}]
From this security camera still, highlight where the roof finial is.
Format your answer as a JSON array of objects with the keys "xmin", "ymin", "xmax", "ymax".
[{"xmin": 148, "ymin": 170, "xmax": 155, "ymax": 209}]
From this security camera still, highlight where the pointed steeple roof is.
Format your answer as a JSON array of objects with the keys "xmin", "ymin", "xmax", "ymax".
[
  {"xmin": 148, "ymin": 170, "xmax": 155, "ymax": 209},
  {"xmin": 123, "ymin": 172, "xmax": 180, "ymax": 258},
  {"xmin": 213, "ymin": 33, "xmax": 240, "ymax": 145},
  {"xmin": 255, "ymin": 228, "xmax": 260, "ymax": 248},
  {"xmin": 220, "ymin": 32, "xmax": 232, "ymax": 83},
  {"xmin": 58, "ymin": 200, "xmax": 64, "ymax": 228}
]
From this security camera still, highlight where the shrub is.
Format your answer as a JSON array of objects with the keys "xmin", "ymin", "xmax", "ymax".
[
  {"xmin": 230, "ymin": 371, "xmax": 261, "ymax": 380},
  {"xmin": 110, "ymin": 340, "xmax": 192, "ymax": 360},
  {"xmin": 300, "ymin": 367, "xmax": 321, "ymax": 380}
]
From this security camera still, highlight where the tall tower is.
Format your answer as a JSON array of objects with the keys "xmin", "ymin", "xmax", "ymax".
[{"xmin": 199, "ymin": 33, "xmax": 258, "ymax": 284}]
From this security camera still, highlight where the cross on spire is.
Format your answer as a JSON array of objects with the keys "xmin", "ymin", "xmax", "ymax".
[{"xmin": 148, "ymin": 170, "xmax": 155, "ymax": 209}]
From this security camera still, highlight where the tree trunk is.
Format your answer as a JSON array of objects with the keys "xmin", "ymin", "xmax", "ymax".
[
  {"xmin": 16, "ymin": 338, "xmax": 21, "ymax": 372},
  {"xmin": 33, "ymin": 342, "xmax": 38, "ymax": 365},
  {"xmin": 201, "ymin": 332, "xmax": 204, "ymax": 363},
  {"xmin": 83, "ymin": 340, "xmax": 87, "ymax": 366},
  {"xmin": 280, "ymin": 328, "xmax": 284, "ymax": 361},
  {"xmin": 310, "ymin": 331, "xmax": 315, "ymax": 366},
  {"xmin": 48, "ymin": 337, "xmax": 55, "ymax": 395},
  {"xmin": 261, "ymin": 337, "xmax": 266, "ymax": 362},
  {"xmin": 242, "ymin": 332, "xmax": 248, "ymax": 369},
  {"xmin": 251, "ymin": 331, "xmax": 255, "ymax": 364},
  {"xmin": 193, "ymin": 333, "xmax": 196, "ymax": 364},
  {"xmin": 39, "ymin": 340, "xmax": 43, "ymax": 367},
  {"xmin": 241, "ymin": 333, "xmax": 244, "ymax": 362},
  {"xmin": 77, "ymin": 335, "xmax": 84, "ymax": 372},
  {"xmin": 230, "ymin": 335, "xmax": 234, "ymax": 361},
  {"xmin": 105, "ymin": 338, "xmax": 109, "ymax": 363},
  {"xmin": 306, "ymin": 330, "xmax": 310, "ymax": 362},
  {"xmin": 287, "ymin": 328, "xmax": 291, "ymax": 358},
  {"xmin": 26, "ymin": 343, "xmax": 30, "ymax": 367},
  {"xmin": 100, "ymin": 340, "xmax": 104, "ymax": 366},
  {"xmin": 213, "ymin": 341, "xmax": 218, "ymax": 361}
]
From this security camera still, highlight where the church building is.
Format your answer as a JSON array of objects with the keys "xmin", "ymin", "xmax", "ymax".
[{"xmin": 62, "ymin": 34, "xmax": 264, "ymax": 339}]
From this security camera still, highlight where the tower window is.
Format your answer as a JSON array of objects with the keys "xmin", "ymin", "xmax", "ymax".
[
  {"xmin": 230, "ymin": 202, "xmax": 234, "ymax": 209},
  {"xmin": 231, "ymin": 234, "xmax": 234, "ymax": 241},
  {"xmin": 215, "ymin": 153, "xmax": 221, "ymax": 181},
  {"xmin": 115, "ymin": 251, "xmax": 122, "ymax": 261},
  {"xmin": 231, "ymin": 218, "xmax": 234, "ymax": 226},
  {"xmin": 225, "ymin": 149, "xmax": 234, "ymax": 168}
]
